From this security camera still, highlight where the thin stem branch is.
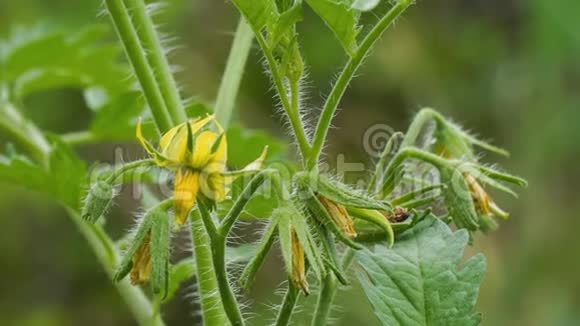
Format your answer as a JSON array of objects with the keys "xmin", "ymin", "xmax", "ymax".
[
  {"xmin": 254, "ymin": 32, "xmax": 311, "ymax": 162},
  {"xmin": 275, "ymin": 282, "xmax": 300, "ymax": 326},
  {"xmin": 308, "ymin": 1, "xmax": 413, "ymax": 170},
  {"xmin": 219, "ymin": 170, "xmax": 269, "ymax": 237},
  {"xmin": 104, "ymin": 0, "xmax": 173, "ymax": 132},
  {"xmin": 211, "ymin": 236, "xmax": 246, "ymax": 326},
  {"xmin": 214, "ymin": 18, "xmax": 254, "ymax": 128}
]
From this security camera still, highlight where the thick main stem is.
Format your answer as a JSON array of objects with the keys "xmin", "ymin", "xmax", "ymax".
[
  {"xmin": 308, "ymin": 1, "xmax": 413, "ymax": 170},
  {"xmin": 104, "ymin": 0, "xmax": 173, "ymax": 132},
  {"xmin": 124, "ymin": 0, "xmax": 187, "ymax": 125},
  {"xmin": 214, "ymin": 18, "xmax": 254, "ymax": 128}
]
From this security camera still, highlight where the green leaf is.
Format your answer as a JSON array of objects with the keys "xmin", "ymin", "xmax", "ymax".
[
  {"xmin": 231, "ymin": 0, "xmax": 279, "ymax": 31},
  {"xmin": 1, "ymin": 25, "xmax": 131, "ymax": 99},
  {"xmin": 47, "ymin": 138, "xmax": 87, "ymax": 209},
  {"xmin": 0, "ymin": 139, "xmax": 86, "ymax": 209},
  {"xmin": 0, "ymin": 154, "xmax": 51, "ymax": 195},
  {"xmin": 226, "ymin": 124, "xmax": 287, "ymax": 169},
  {"xmin": 356, "ymin": 216, "xmax": 486, "ymax": 326},
  {"xmin": 305, "ymin": 0, "xmax": 361, "ymax": 55},
  {"xmin": 90, "ymin": 91, "xmax": 146, "ymax": 141}
]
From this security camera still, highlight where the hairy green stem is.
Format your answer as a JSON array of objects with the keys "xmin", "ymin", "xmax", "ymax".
[
  {"xmin": 254, "ymin": 33, "xmax": 311, "ymax": 162},
  {"xmin": 124, "ymin": 0, "xmax": 186, "ymax": 125},
  {"xmin": 196, "ymin": 202, "xmax": 245, "ymax": 326},
  {"xmin": 212, "ymin": 235, "xmax": 245, "ymax": 326},
  {"xmin": 190, "ymin": 210, "xmax": 228, "ymax": 325},
  {"xmin": 219, "ymin": 170, "xmax": 269, "ymax": 236},
  {"xmin": 107, "ymin": 159, "xmax": 155, "ymax": 183},
  {"xmin": 104, "ymin": 0, "xmax": 173, "ymax": 132},
  {"xmin": 400, "ymin": 108, "xmax": 443, "ymax": 148},
  {"xmin": 214, "ymin": 18, "xmax": 254, "ymax": 128},
  {"xmin": 308, "ymin": 1, "xmax": 413, "ymax": 170},
  {"xmin": 275, "ymin": 283, "xmax": 300, "ymax": 326}
]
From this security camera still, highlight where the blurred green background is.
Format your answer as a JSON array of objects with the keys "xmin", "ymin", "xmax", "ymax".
[{"xmin": 1, "ymin": 0, "xmax": 579, "ymax": 325}]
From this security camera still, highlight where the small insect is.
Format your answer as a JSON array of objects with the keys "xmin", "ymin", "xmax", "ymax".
[{"xmin": 384, "ymin": 207, "xmax": 410, "ymax": 223}]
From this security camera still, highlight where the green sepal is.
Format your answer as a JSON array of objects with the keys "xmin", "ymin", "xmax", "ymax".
[
  {"xmin": 439, "ymin": 166, "xmax": 479, "ymax": 231},
  {"xmin": 113, "ymin": 209, "xmax": 156, "ymax": 282},
  {"xmin": 151, "ymin": 209, "xmax": 171, "ymax": 297},
  {"xmin": 322, "ymin": 256, "xmax": 349, "ymax": 286},
  {"xmin": 277, "ymin": 208, "xmax": 294, "ymax": 277},
  {"xmin": 82, "ymin": 180, "xmax": 115, "ymax": 223},
  {"xmin": 297, "ymin": 172, "xmax": 392, "ymax": 211},
  {"xmin": 347, "ymin": 207, "xmax": 394, "ymax": 247},
  {"xmin": 291, "ymin": 204, "xmax": 326, "ymax": 281},
  {"xmin": 391, "ymin": 184, "xmax": 445, "ymax": 206},
  {"xmin": 478, "ymin": 214, "xmax": 499, "ymax": 233}
]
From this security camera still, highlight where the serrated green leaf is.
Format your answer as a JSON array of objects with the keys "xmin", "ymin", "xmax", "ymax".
[
  {"xmin": 305, "ymin": 0, "xmax": 361, "ymax": 55},
  {"xmin": 356, "ymin": 216, "xmax": 486, "ymax": 326},
  {"xmin": 1, "ymin": 25, "xmax": 131, "ymax": 99}
]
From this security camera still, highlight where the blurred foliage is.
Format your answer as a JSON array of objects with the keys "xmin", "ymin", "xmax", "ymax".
[{"xmin": 1, "ymin": 0, "xmax": 579, "ymax": 325}]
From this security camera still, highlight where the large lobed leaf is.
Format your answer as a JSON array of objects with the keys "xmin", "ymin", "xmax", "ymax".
[{"xmin": 356, "ymin": 216, "xmax": 486, "ymax": 326}]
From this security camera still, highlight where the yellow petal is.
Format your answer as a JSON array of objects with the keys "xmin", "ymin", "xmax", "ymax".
[
  {"xmin": 130, "ymin": 231, "xmax": 152, "ymax": 285},
  {"xmin": 160, "ymin": 124, "xmax": 189, "ymax": 163},
  {"xmin": 189, "ymin": 131, "xmax": 227, "ymax": 169},
  {"xmin": 174, "ymin": 169, "xmax": 200, "ymax": 226},
  {"xmin": 190, "ymin": 114, "xmax": 215, "ymax": 133},
  {"xmin": 199, "ymin": 170, "xmax": 227, "ymax": 202},
  {"xmin": 136, "ymin": 118, "xmax": 177, "ymax": 168}
]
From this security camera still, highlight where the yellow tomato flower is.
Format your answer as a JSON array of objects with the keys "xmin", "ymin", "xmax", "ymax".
[{"xmin": 137, "ymin": 115, "xmax": 267, "ymax": 226}]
